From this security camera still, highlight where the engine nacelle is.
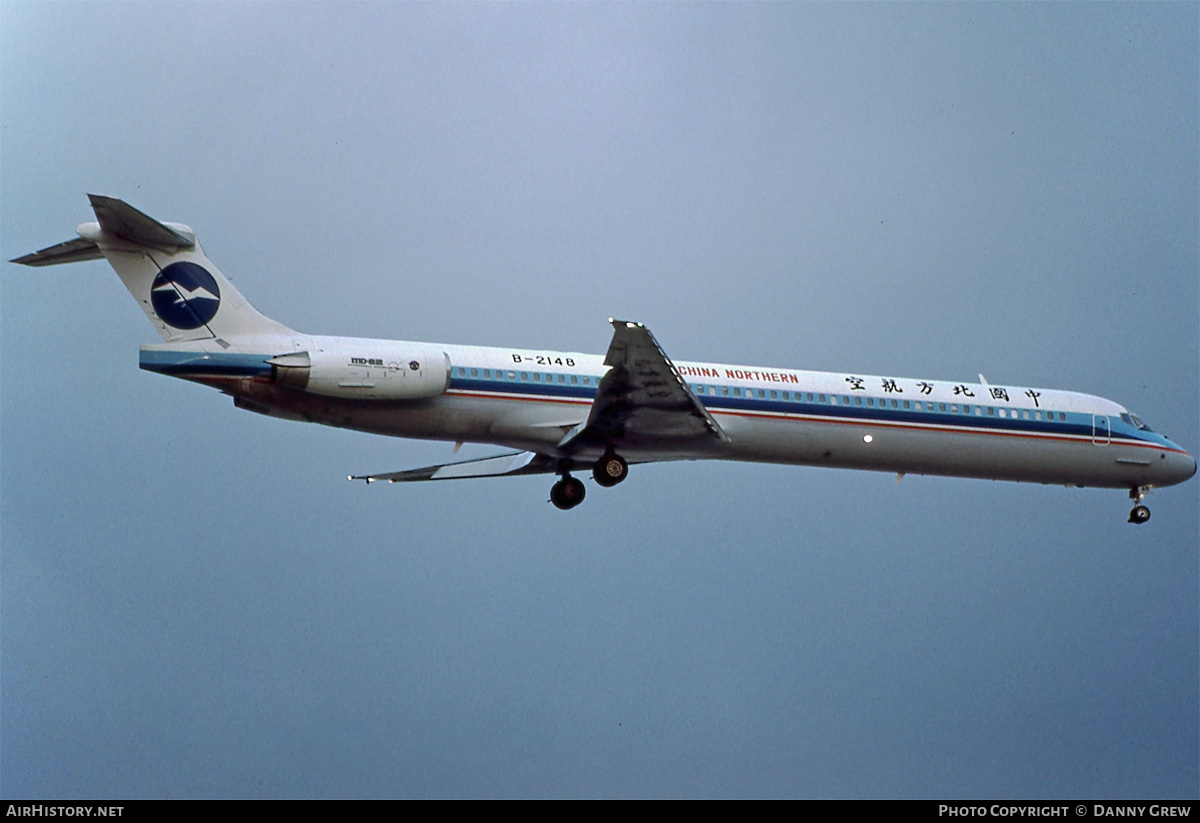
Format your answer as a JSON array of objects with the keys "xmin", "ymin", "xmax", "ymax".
[{"xmin": 268, "ymin": 344, "xmax": 451, "ymax": 400}]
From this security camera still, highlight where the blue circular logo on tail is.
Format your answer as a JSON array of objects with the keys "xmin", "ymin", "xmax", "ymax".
[{"xmin": 151, "ymin": 262, "xmax": 221, "ymax": 329}]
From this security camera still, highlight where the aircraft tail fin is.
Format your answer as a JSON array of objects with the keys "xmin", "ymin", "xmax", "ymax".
[{"xmin": 12, "ymin": 195, "xmax": 292, "ymax": 343}]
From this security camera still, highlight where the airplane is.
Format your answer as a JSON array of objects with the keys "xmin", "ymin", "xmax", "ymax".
[{"xmin": 13, "ymin": 195, "xmax": 1196, "ymax": 521}]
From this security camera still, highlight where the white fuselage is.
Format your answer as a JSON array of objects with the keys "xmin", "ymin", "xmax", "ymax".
[{"xmin": 142, "ymin": 333, "xmax": 1198, "ymax": 492}]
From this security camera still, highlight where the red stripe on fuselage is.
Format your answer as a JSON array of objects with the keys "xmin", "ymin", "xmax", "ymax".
[{"xmin": 443, "ymin": 389, "xmax": 1190, "ymax": 456}]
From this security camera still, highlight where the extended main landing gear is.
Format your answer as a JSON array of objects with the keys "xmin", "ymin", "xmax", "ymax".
[
  {"xmin": 549, "ymin": 452, "xmax": 630, "ymax": 510},
  {"xmin": 1128, "ymin": 486, "xmax": 1152, "ymax": 525},
  {"xmin": 550, "ymin": 474, "xmax": 586, "ymax": 510},
  {"xmin": 592, "ymin": 452, "xmax": 629, "ymax": 487}
]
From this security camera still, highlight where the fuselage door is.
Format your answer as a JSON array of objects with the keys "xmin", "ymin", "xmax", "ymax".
[{"xmin": 1092, "ymin": 414, "xmax": 1111, "ymax": 446}]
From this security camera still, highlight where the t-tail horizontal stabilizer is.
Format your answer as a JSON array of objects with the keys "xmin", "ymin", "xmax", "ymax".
[
  {"xmin": 9, "ymin": 236, "xmax": 105, "ymax": 267},
  {"xmin": 12, "ymin": 195, "xmax": 292, "ymax": 343},
  {"xmin": 349, "ymin": 450, "xmax": 559, "ymax": 483},
  {"xmin": 11, "ymin": 195, "xmax": 196, "ymax": 267}
]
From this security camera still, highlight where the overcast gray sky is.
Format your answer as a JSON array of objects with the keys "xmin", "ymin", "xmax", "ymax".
[{"xmin": 2, "ymin": 2, "xmax": 1197, "ymax": 799}]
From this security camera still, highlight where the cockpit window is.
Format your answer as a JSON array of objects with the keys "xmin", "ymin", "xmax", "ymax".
[{"xmin": 1123, "ymin": 412, "xmax": 1153, "ymax": 432}]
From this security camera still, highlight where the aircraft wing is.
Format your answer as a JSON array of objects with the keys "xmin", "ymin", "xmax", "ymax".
[
  {"xmin": 349, "ymin": 450, "xmax": 560, "ymax": 483},
  {"xmin": 351, "ymin": 320, "xmax": 725, "ymax": 485},
  {"xmin": 560, "ymin": 319, "xmax": 728, "ymax": 451}
]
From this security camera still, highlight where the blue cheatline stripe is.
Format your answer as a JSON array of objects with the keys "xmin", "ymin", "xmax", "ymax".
[
  {"xmin": 447, "ymin": 373, "xmax": 1170, "ymax": 449},
  {"xmin": 141, "ymin": 357, "xmax": 1176, "ymax": 452},
  {"xmin": 140, "ymin": 349, "xmax": 272, "ymax": 377},
  {"xmin": 451, "ymin": 375, "xmax": 595, "ymax": 401}
]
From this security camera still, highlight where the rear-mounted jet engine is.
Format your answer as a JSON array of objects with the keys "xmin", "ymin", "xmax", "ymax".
[{"xmin": 269, "ymin": 346, "xmax": 451, "ymax": 400}]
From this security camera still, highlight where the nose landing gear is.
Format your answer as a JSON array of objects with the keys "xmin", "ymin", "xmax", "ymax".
[
  {"xmin": 1128, "ymin": 505, "xmax": 1151, "ymax": 524},
  {"xmin": 1128, "ymin": 486, "xmax": 1152, "ymax": 524}
]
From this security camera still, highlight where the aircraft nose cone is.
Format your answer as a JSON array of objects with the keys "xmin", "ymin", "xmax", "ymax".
[
  {"xmin": 1167, "ymin": 449, "xmax": 1197, "ymax": 485},
  {"xmin": 1148, "ymin": 444, "xmax": 1197, "ymax": 487}
]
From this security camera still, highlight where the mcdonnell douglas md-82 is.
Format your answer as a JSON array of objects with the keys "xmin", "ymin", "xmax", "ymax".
[{"xmin": 14, "ymin": 196, "xmax": 1196, "ymax": 520}]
